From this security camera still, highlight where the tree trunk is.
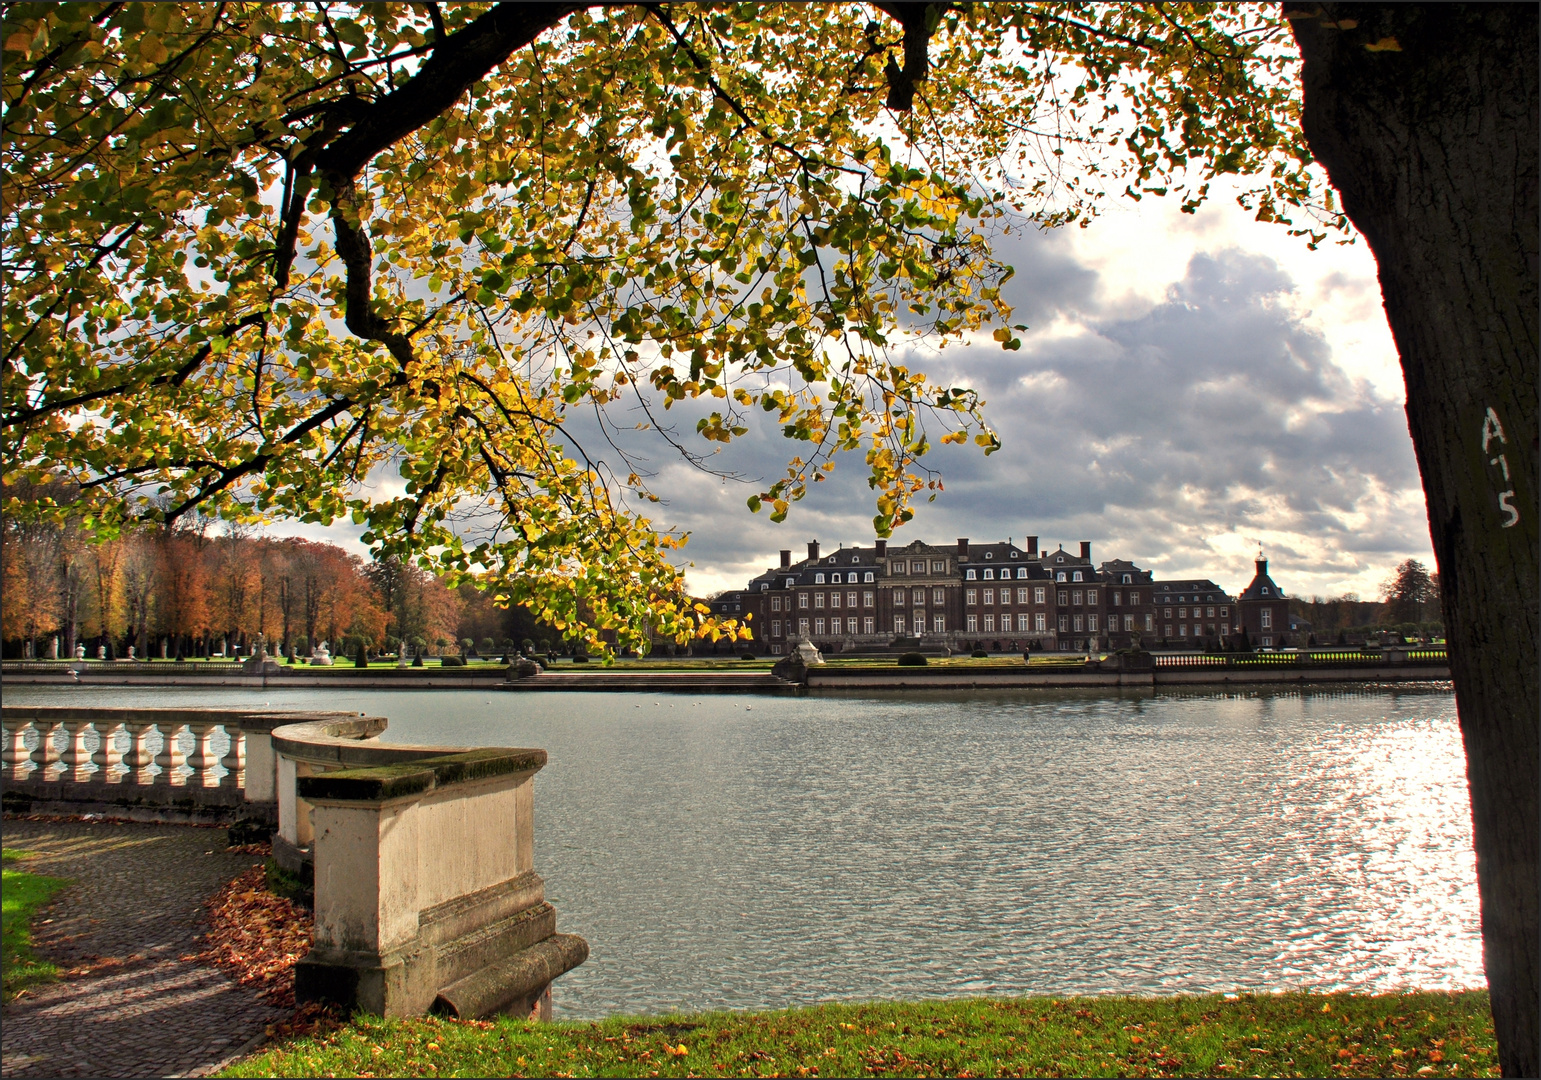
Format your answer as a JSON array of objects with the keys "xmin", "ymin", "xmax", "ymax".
[{"xmin": 1291, "ymin": 6, "xmax": 1538, "ymax": 1074}]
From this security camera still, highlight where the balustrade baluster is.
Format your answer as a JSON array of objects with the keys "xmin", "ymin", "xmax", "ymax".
[
  {"xmin": 218, "ymin": 727, "xmax": 245, "ymax": 790},
  {"xmin": 186, "ymin": 723, "xmax": 221, "ymax": 787},
  {"xmin": 29, "ymin": 719, "xmax": 63, "ymax": 781},
  {"xmin": 122, "ymin": 722, "xmax": 157, "ymax": 785},
  {"xmin": 2, "ymin": 717, "xmax": 33, "ymax": 781},
  {"xmin": 91, "ymin": 721, "xmax": 125, "ymax": 783},
  {"xmin": 60, "ymin": 720, "xmax": 96, "ymax": 782},
  {"xmin": 154, "ymin": 722, "xmax": 188, "ymax": 786}
]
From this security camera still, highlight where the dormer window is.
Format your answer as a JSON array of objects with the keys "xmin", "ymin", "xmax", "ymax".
[
  {"xmin": 1056, "ymin": 571, "xmax": 1067, "ymax": 582},
  {"xmin": 1122, "ymin": 574, "xmax": 1132, "ymax": 584},
  {"xmin": 863, "ymin": 572, "xmax": 874, "ymax": 583},
  {"xmin": 966, "ymin": 569, "xmax": 976, "ymax": 580},
  {"xmin": 831, "ymin": 573, "xmax": 842, "ymax": 583},
  {"xmin": 827, "ymin": 556, "xmax": 836, "ymax": 564},
  {"xmin": 1016, "ymin": 568, "xmax": 1027, "ymax": 579},
  {"xmin": 851, "ymin": 557, "xmax": 859, "ymax": 564},
  {"xmin": 1072, "ymin": 571, "xmax": 1083, "ymax": 582},
  {"xmin": 1261, "ymin": 587, "xmax": 1270, "ymax": 595},
  {"xmin": 985, "ymin": 552, "xmax": 993, "ymax": 559},
  {"xmin": 983, "ymin": 569, "xmax": 993, "ymax": 580},
  {"xmin": 785, "ymin": 578, "xmax": 794, "ymax": 588},
  {"xmin": 815, "ymin": 573, "xmax": 825, "ymax": 583},
  {"xmin": 1056, "ymin": 555, "xmax": 1064, "ymax": 563},
  {"xmin": 1010, "ymin": 551, "xmax": 1018, "ymax": 558}
]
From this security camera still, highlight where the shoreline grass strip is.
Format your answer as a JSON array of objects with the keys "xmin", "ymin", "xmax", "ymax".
[{"xmin": 221, "ymin": 989, "xmax": 1493, "ymax": 1078}]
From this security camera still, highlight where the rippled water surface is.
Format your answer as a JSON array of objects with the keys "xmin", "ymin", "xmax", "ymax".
[{"xmin": 9, "ymin": 684, "xmax": 1481, "ymax": 1017}]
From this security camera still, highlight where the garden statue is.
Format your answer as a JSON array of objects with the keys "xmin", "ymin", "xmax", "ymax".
[{"xmin": 310, "ymin": 640, "xmax": 333, "ymax": 666}]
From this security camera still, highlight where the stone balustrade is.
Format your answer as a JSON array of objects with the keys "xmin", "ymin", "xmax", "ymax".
[
  {"xmin": 0, "ymin": 707, "xmax": 312, "ymax": 821},
  {"xmin": 1, "ymin": 705, "xmax": 587, "ymax": 1020}
]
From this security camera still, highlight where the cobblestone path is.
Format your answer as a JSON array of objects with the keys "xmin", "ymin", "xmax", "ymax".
[{"xmin": 1, "ymin": 819, "xmax": 286, "ymax": 1079}]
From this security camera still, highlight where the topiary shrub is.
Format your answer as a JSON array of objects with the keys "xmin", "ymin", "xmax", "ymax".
[
  {"xmin": 739, "ymin": 651, "xmax": 757, "ymax": 661},
  {"xmin": 971, "ymin": 649, "xmax": 988, "ymax": 658},
  {"xmin": 897, "ymin": 652, "xmax": 928, "ymax": 666},
  {"xmin": 440, "ymin": 655, "xmax": 466, "ymax": 667},
  {"xmin": 571, "ymin": 653, "xmax": 589, "ymax": 663}
]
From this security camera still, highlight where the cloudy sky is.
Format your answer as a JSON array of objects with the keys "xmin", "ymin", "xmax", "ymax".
[{"xmin": 272, "ymin": 180, "xmax": 1432, "ymax": 604}]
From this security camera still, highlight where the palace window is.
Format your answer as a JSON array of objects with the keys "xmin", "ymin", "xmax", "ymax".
[
  {"xmin": 1018, "ymin": 614, "xmax": 1032, "ymax": 632},
  {"xmin": 771, "ymin": 596, "xmax": 782, "ymax": 611},
  {"xmin": 1088, "ymin": 589, "xmax": 1098, "ymax": 604},
  {"xmin": 1180, "ymin": 624, "xmax": 1188, "ymax": 636},
  {"xmin": 1072, "ymin": 590, "xmax": 1083, "ymax": 605},
  {"xmin": 1088, "ymin": 614, "xmax": 1099, "ymax": 632},
  {"xmin": 1178, "ymin": 607, "xmax": 1187, "ymax": 618},
  {"xmin": 894, "ymin": 615, "xmax": 906, "ymax": 633},
  {"xmin": 966, "ymin": 589, "xmax": 977, "ymax": 605},
  {"xmin": 1164, "ymin": 607, "xmax": 1172, "ymax": 618},
  {"xmin": 1035, "ymin": 613, "xmax": 1046, "ymax": 632},
  {"xmin": 863, "ymin": 591, "xmax": 874, "ymax": 607},
  {"xmin": 1219, "ymin": 606, "xmax": 1228, "ymax": 617},
  {"xmin": 1017, "ymin": 588, "xmax": 1028, "ymax": 604},
  {"xmin": 894, "ymin": 588, "xmax": 907, "ymax": 604},
  {"xmin": 814, "ymin": 593, "xmax": 826, "ymax": 608},
  {"xmin": 1145, "ymin": 614, "xmax": 1153, "ymax": 631},
  {"xmin": 1122, "ymin": 574, "xmax": 1132, "ymax": 584},
  {"xmin": 1017, "ymin": 568, "xmax": 1028, "ymax": 578},
  {"xmin": 933, "ymin": 615, "xmax": 946, "ymax": 633},
  {"xmin": 815, "ymin": 618, "xmax": 825, "ymax": 635},
  {"xmin": 798, "ymin": 594, "xmax": 809, "ymax": 609},
  {"xmin": 1123, "ymin": 615, "xmax": 1134, "ymax": 632},
  {"xmin": 967, "ymin": 614, "xmax": 978, "ymax": 632},
  {"xmin": 1056, "ymin": 571, "xmax": 1067, "ymax": 582},
  {"xmin": 933, "ymin": 588, "xmax": 944, "ymax": 604},
  {"xmin": 1073, "ymin": 615, "xmax": 1084, "ymax": 632},
  {"xmin": 932, "ymin": 561, "xmax": 946, "ymax": 573},
  {"xmin": 831, "ymin": 573, "xmax": 841, "ymax": 584},
  {"xmin": 1112, "ymin": 591, "xmax": 1121, "ymax": 605},
  {"xmin": 1130, "ymin": 592, "xmax": 1139, "ymax": 605},
  {"xmin": 772, "ymin": 620, "xmax": 782, "ymax": 637},
  {"xmin": 1058, "ymin": 590, "xmax": 1069, "ymax": 605},
  {"xmin": 1034, "ymin": 587, "xmax": 1046, "ymax": 604},
  {"xmin": 1165, "ymin": 624, "xmax": 1172, "ymax": 636},
  {"xmin": 815, "ymin": 573, "xmax": 825, "ymax": 584},
  {"xmin": 829, "ymin": 591, "xmax": 840, "ymax": 608},
  {"xmin": 984, "ymin": 615, "xmax": 995, "ymax": 632},
  {"xmin": 829, "ymin": 618, "xmax": 841, "ymax": 634},
  {"xmin": 966, "ymin": 569, "xmax": 977, "ymax": 580},
  {"xmin": 1058, "ymin": 615, "xmax": 1069, "ymax": 631},
  {"xmin": 912, "ymin": 560, "xmax": 926, "ymax": 573},
  {"xmin": 1261, "ymin": 636, "xmax": 1272, "ymax": 647},
  {"xmin": 983, "ymin": 588, "xmax": 994, "ymax": 605},
  {"xmin": 848, "ymin": 592, "xmax": 857, "ymax": 608},
  {"xmin": 863, "ymin": 617, "xmax": 874, "ymax": 634},
  {"xmin": 914, "ymin": 608, "xmax": 924, "ymax": 628},
  {"xmin": 1261, "ymin": 609, "xmax": 1272, "ymax": 628},
  {"xmin": 1072, "ymin": 571, "xmax": 1083, "ymax": 582},
  {"xmin": 1206, "ymin": 606, "xmax": 1215, "ymax": 618},
  {"xmin": 799, "ymin": 618, "xmax": 809, "ymax": 635}
]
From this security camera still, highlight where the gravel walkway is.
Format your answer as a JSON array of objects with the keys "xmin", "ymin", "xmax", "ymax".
[{"xmin": 1, "ymin": 819, "xmax": 286, "ymax": 1079}]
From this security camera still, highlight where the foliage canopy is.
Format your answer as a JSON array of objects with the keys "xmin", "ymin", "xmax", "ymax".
[{"xmin": 1, "ymin": 1, "xmax": 1332, "ymax": 653}]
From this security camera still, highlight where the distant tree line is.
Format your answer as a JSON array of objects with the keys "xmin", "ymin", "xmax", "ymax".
[
  {"xmin": 1, "ymin": 513, "xmax": 548, "ymax": 661},
  {"xmin": 1288, "ymin": 559, "xmax": 1443, "ymax": 642}
]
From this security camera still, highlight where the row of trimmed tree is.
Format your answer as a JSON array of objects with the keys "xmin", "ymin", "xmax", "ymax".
[{"xmin": 0, "ymin": 518, "xmax": 537, "ymax": 661}]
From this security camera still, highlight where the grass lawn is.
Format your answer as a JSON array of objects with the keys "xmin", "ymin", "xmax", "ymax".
[
  {"xmin": 1, "ymin": 848, "xmax": 70, "ymax": 1002},
  {"xmin": 220, "ymin": 990, "xmax": 1494, "ymax": 1078}
]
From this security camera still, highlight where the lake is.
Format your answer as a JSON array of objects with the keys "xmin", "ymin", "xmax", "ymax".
[{"xmin": 5, "ymin": 683, "xmax": 1482, "ymax": 1019}]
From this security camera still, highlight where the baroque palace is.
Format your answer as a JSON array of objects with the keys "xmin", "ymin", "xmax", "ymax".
[{"xmin": 707, "ymin": 537, "xmax": 1293, "ymax": 655}]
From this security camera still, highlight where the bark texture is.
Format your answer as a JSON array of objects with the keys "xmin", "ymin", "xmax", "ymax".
[{"xmin": 1291, "ymin": 6, "xmax": 1539, "ymax": 1075}]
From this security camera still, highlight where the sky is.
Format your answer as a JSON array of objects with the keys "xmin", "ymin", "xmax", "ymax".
[{"xmin": 269, "ymin": 180, "xmax": 1432, "ymax": 605}]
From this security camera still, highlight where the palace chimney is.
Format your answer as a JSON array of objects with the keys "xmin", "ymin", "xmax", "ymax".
[
  {"xmin": 875, "ymin": 539, "xmax": 887, "ymax": 558},
  {"xmin": 957, "ymin": 537, "xmax": 969, "ymax": 555},
  {"xmin": 807, "ymin": 540, "xmax": 820, "ymax": 562},
  {"xmin": 780, "ymin": 549, "xmax": 791, "ymax": 568},
  {"xmin": 1080, "ymin": 541, "xmax": 1092, "ymax": 561},
  {"xmin": 1026, "ymin": 535, "xmax": 1038, "ymax": 555}
]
